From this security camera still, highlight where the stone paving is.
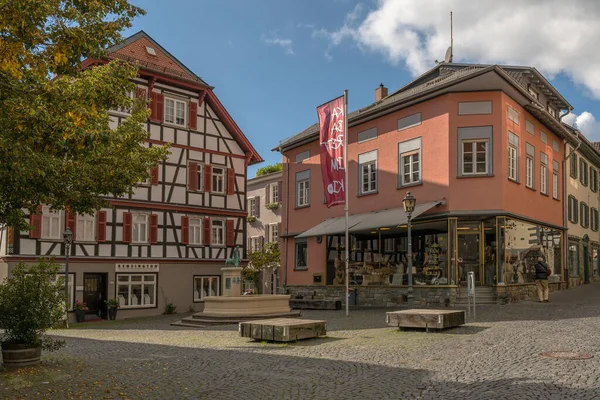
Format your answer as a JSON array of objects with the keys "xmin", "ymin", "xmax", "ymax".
[{"xmin": 2, "ymin": 284, "xmax": 600, "ymax": 399}]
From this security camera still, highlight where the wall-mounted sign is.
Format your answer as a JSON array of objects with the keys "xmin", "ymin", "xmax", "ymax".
[{"xmin": 115, "ymin": 263, "xmax": 159, "ymax": 273}]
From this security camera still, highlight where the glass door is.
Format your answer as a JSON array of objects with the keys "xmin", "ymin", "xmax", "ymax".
[{"xmin": 458, "ymin": 233, "xmax": 481, "ymax": 284}]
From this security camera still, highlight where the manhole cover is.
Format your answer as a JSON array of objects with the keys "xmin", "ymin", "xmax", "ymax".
[{"xmin": 539, "ymin": 351, "xmax": 593, "ymax": 360}]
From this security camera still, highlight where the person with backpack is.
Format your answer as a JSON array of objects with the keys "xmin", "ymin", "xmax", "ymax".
[{"xmin": 534, "ymin": 256, "xmax": 551, "ymax": 302}]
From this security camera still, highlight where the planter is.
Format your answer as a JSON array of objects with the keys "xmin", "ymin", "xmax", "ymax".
[
  {"xmin": 108, "ymin": 307, "xmax": 118, "ymax": 320},
  {"xmin": 1, "ymin": 342, "xmax": 42, "ymax": 368},
  {"xmin": 75, "ymin": 309, "xmax": 86, "ymax": 323}
]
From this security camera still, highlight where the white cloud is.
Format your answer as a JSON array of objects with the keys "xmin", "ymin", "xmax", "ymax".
[
  {"xmin": 563, "ymin": 111, "xmax": 600, "ymax": 142},
  {"xmin": 262, "ymin": 34, "xmax": 295, "ymax": 56},
  {"xmin": 314, "ymin": 0, "xmax": 600, "ymax": 99}
]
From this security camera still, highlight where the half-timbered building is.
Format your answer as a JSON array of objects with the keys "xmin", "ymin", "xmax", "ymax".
[{"xmin": 0, "ymin": 31, "xmax": 262, "ymax": 319}]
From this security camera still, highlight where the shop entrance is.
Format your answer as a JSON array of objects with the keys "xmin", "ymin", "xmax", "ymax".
[
  {"xmin": 84, "ymin": 273, "xmax": 108, "ymax": 319},
  {"xmin": 458, "ymin": 233, "xmax": 481, "ymax": 285}
]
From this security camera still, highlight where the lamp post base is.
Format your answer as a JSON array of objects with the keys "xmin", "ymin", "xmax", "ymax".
[{"xmin": 407, "ymin": 293, "xmax": 414, "ymax": 308}]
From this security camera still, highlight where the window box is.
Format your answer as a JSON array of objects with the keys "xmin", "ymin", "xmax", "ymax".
[
  {"xmin": 265, "ymin": 202, "xmax": 280, "ymax": 211},
  {"xmin": 246, "ymin": 215, "xmax": 257, "ymax": 223}
]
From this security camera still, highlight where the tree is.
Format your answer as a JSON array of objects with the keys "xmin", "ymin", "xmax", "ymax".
[
  {"xmin": 256, "ymin": 163, "xmax": 282, "ymax": 177},
  {"xmin": 0, "ymin": 0, "xmax": 169, "ymax": 230},
  {"xmin": 245, "ymin": 241, "xmax": 281, "ymax": 292}
]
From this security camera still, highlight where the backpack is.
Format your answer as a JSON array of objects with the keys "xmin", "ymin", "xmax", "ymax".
[{"xmin": 546, "ymin": 266, "xmax": 552, "ymax": 276}]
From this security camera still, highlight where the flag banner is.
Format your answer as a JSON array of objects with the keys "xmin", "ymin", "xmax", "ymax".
[{"xmin": 317, "ymin": 95, "xmax": 346, "ymax": 208}]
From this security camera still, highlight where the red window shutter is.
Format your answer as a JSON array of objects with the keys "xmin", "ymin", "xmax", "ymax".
[
  {"xmin": 122, "ymin": 212, "xmax": 132, "ymax": 243},
  {"xmin": 96, "ymin": 210, "xmax": 107, "ymax": 242},
  {"xmin": 189, "ymin": 101, "xmax": 198, "ymax": 130},
  {"xmin": 29, "ymin": 205, "xmax": 42, "ymax": 239},
  {"xmin": 226, "ymin": 220, "xmax": 235, "ymax": 246},
  {"xmin": 156, "ymin": 93, "xmax": 164, "ymax": 122},
  {"xmin": 65, "ymin": 208, "xmax": 77, "ymax": 238},
  {"xmin": 181, "ymin": 216, "xmax": 189, "ymax": 245},
  {"xmin": 188, "ymin": 162, "xmax": 198, "ymax": 191},
  {"xmin": 150, "ymin": 165, "xmax": 159, "ymax": 185},
  {"xmin": 149, "ymin": 92, "xmax": 164, "ymax": 122},
  {"xmin": 203, "ymin": 217, "xmax": 211, "ymax": 245},
  {"xmin": 204, "ymin": 164, "xmax": 212, "ymax": 192},
  {"xmin": 150, "ymin": 214, "xmax": 158, "ymax": 244},
  {"xmin": 227, "ymin": 168, "xmax": 235, "ymax": 195},
  {"xmin": 136, "ymin": 87, "xmax": 147, "ymax": 101}
]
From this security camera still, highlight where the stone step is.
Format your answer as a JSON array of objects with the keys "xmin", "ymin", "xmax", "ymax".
[{"xmin": 171, "ymin": 321, "xmax": 209, "ymax": 328}]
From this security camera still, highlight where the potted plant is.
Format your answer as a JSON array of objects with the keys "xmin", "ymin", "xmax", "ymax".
[
  {"xmin": 105, "ymin": 298, "xmax": 120, "ymax": 320},
  {"xmin": 73, "ymin": 300, "xmax": 88, "ymax": 323},
  {"xmin": 265, "ymin": 202, "xmax": 280, "ymax": 211},
  {"xmin": 0, "ymin": 259, "xmax": 65, "ymax": 368},
  {"xmin": 247, "ymin": 215, "xmax": 257, "ymax": 223}
]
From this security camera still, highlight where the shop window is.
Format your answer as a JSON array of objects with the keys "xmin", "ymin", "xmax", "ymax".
[
  {"xmin": 52, "ymin": 273, "xmax": 74, "ymax": 310},
  {"xmin": 76, "ymin": 214, "xmax": 95, "ymax": 242},
  {"xmin": 295, "ymin": 238, "xmax": 308, "ymax": 270},
  {"xmin": 540, "ymin": 132, "xmax": 548, "ymax": 145},
  {"xmin": 193, "ymin": 276, "xmax": 220, "ymax": 301},
  {"xmin": 358, "ymin": 150, "xmax": 377, "ymax": 195},
  {"xmin": 568, "ymin": 242, "xmax": 580, "ymax": 277},
  {"xmin": 117, "ymin": 274, "xmax": 156, "ymax": 308},
  {"xmin": 508, "ymin": 131, "xmax": 519, "ymax": 182}
]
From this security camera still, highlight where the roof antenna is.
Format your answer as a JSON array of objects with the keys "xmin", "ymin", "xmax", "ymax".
[{"xmin": 437, "ymin": 11, "xmax": 453, "ymax": 64}]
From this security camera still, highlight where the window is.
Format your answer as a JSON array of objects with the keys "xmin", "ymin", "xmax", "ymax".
[
  {"xmin": 568, "ymin": 242, "xmax": 580, "ymax": 277},
  {"xmin": 164, "ymin": 97, "xmax": 186, "ymax": 126},
  {"xmin": 250, "ymin": 237, "xmax": 262, "ymax": 251},
  {"xmin": 145, "ymin": 46, "xmax": 157, "ymax": 56},
  {"xmin": 358, "ymin": 150, "xmax": 377, "ymax": 195},
  {"xmin": 193, "ymin": 276, "xmax": 220, "ymax": 301},
  {"xmin": 552, "ymin": 140, "xmax": 559, "ymax": 152},
  {"xmin": 581, "ymin": 202, "xmax": 590, "ymax": 228},
  {"xmin": 397, "ymin": 113, "xmax": 421, "ymax": 131},
  {"xmin": 269, "ymin": 223, "xmax": 279, "ymax": 243},
  {"xmin": 580, "ymin": 159, "xmax": 589, "ymax": 186},
  {"xmin": 132, "ymin": 214, "xmax": 148, "ymax": 243},
  {"xmin": 295, "ymin": 238, "xmax": 308, "ymax": 270},
  {"xmin": 42, "ymin": 206, "xmax": 61, "ymax": 239},
  {"xmin": 269, "ymin": 183, "xmax": 279, "ymax": 203},
  {"xmin": 357, "ymin": 127, "xmax": 377, "ymax": 143},
  {"xmin": 296, "ymin": 170, "xmax": 310, "ymax": 207},
  {"xmin": 458, "ymin": 101, "xmax": 492, "ymax": 115},
  {"xmin": 552, "ymin": 160, "xmax": 559, "ymax": 199},
  {"xmin": 508, "ymin": 132, "xmax": 519, "ymax": 182},
  {"xmin": 248, "ymin": 198, "xmax": 257, "ymax": 217},
  {"xmin": 189, "ymin": 161, "xmax": 204, "ymax": 191},
  {"xmin": 76, "ymin": 214, "xmax": 95, "ymax": 242},
  {"xmin": 540, "ymin": 152, "xmax": 548, "ymax": 195},
  {"xmin": 570, "ymin": 152, "xmax": 578, "ymax": 178},
  {"xmin": 462, "ymin": 140, "xmax": 488, "ymax": 175},
  {"xmin": 568, "ymin": 196, "xmax": 579, "ymax": 223},
  {"xmin": 526, "ymin": 120, "xmax": 535, "ymax": 135},
  {"xmin": 117, "ymin": 274, "xmax": 156, "ymax": 308},
  {"xmin": 507, "ymin": 106, "xmax": 519, "ymax": 124},
  {"xmin": 212, "ymin": 167, "xmax": 225, "ymax": 194},
  {"xmin": 548, "ymin": 105, "xmax": 557, "ymax": 118},
  {"xmin": 592, "ymin": 208, "xmax": 599, "ymax": 232},
  {"xmin": 211, "ymin": 219, "xmax": 224, "ymax": 246},
  {"xmin": 526, "ymin": 143, "xmax": 535, "ymax": 189},
  {"xmin": 398, "ymin": 137, "xmax": 422, "ymax": 186},
  {"xmin": 189, "ymin": 217, "xmax": 202, "ymax": 245},
  {"xmin": 296, "ymin": 150, "xmax": 310, "ymax": 163},
  {"xmin": 540, "ymin": 132, "xmax": 548, "ymax": 145},
  {"xmin": 116, "ymin": 90, "xmax": 135, "ymax": 114},
  {"xmin": 592, "ymin": 167, "xmax": 599, "ymax": 193}
]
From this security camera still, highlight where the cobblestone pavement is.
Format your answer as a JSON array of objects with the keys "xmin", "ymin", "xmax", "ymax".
[{"xmin": 2, "ymin": 284, "xmax": 600, "ymax": 399}]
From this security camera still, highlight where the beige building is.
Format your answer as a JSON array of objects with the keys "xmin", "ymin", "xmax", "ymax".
[
  {"xmin": 246, "ymin": 171, "xmax": 282, "ymax": 293},
  {"xmin": 564, "ymin": 129, "xmax": 600, "ymax": 286}
]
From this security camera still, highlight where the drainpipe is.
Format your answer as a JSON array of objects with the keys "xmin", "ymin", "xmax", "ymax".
[{"xmin": 279, "ymin": 144, "xmax": 290, "ymax": 288}]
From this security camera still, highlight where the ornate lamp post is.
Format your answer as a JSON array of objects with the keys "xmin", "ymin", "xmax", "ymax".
[
  {"xmin": 402, "ymin": 192, "xmax": 416, "ymax": 308},
  {"xmin": 63, "ymin": 227, "xmax": 73, "ymax": 328}
]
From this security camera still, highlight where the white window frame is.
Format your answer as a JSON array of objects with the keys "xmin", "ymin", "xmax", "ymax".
[
  {"xmin": 269, "ymin": 223, "xmax": 279, "ymax": 243},
  {"xmin": 212, "ymin": 167, "xmax": 225, "ymax": 194},
  {"xmin": 76, "ymin": 213, "xmax": 96, "ymax": 242},
  {"xmin": 552, "ymin": 171, "xmax": 559, "ymax": 199},
  {"xmin": 41, "ymin": 206, "xmax": 62, "ymax": 240},
  {"xmin": 115, "ymin": 90, "xmax": 135, "ymax": 114},
  {"xmin": 297, "ymin": 179, "xmax": 309, "ymax": 207},
  {"xmin": 188, "ymin": 161, "xmax": 204, "ymax": 192},
  {"xmin": 461, "ymin": 139, "xmax": 489, "ymax": 176},
  {"xmin": 193, "ymin": 276, "xmax": 220, "ymax": 301},
  {"xmin": 526, "ymin": 156, "xmax": 534, "ymax": 189},
  {"xmin": 541, "ymin": 164, "xmax": 548, "ymax": 195},
  {"xmin": 250, "ymin": 236, "xmax": 261, "ymax": 252},
  {"xmin": 359, "ymin": 160, "xmax": 377, "ymax": 195},
  {"xmin": 132, "ymin": 213, "xmax": 149, "ymax": 244},
  {"xmin": 248, "ymin": 198, "xmax": 257, "ymax": 217},
  {"xmin": 508, "ymin": 146, "xmax": 518, "ymax": 181},
  {"xmin": 211, "ymin": 219, "xmax": 225, "ymax": 246},
  {"xmin": 164, "ymin": 97, "xmax": 187, "ymax": 127},
  {"xmin": 401, "ymin": 150, "xmax": 420, "ymax": 186},
  {"xmin": 189, "ymin": 217, "xmax": 203, "ymax": 245},
  {"xmin": 117, "ymin": 274, "xmax": 157, "ymax": 309},
  {"xmin": 269, "ymin": 183, "xmax": 279, "ymax": 203}
]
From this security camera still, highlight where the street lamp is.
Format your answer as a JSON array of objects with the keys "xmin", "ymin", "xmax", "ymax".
[
  {"xmin": 63, "ymin": 227, "xmax": 73, "ymax": 328},
  {"xmin": 402, "ymin": 192, "xmax": 416, "ymax": 308}
]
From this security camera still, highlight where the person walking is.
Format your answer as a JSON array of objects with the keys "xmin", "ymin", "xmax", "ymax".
[{"xmin": 534, "ymin": 256, "xmax": 550, "ymax": 302}]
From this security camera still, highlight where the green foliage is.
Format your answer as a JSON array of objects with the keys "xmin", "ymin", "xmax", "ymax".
[
  {"xmin": 265, "ymin": 202, "xmax": 280, "ymax": 210},
  {"xmin": 105, "ymin": 298, "xmax": 120, "ymax": 309},
  {"xmin": 0, "ymin": 259, "xmax": 66, "ymax": 350},
  {"xmin": 256, "ymin": 163, "xmax": 282, "ymax": 177},
  {"xmin": 247, "ymin": 215, "xmax": 257, "ymax": 223},
  {"xmin": 163, "ymin": 303, "xmax": 177, "ymax": 315},
  {"xmin": 0, "ymin": 1, "xmax": 169, "ymax": 230},
  {"xmin": 247, "ymin": 241, "xmax": 280, "ymax": 270}
]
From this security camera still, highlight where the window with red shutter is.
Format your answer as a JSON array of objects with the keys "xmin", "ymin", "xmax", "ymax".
[
  {"xmin": 188, "ymin": 162, "xmax": 198, "ymax": 191},
  {"xmin": 29, "ymin": 205, "xmax": 42, "ymax": 239},
  {"xmin": 122, "ymin": 212, "xmax": 132, "ymax": 243},
  {"xmin": 226, "ymin": 220, "xmax": 235, "ymax": 246},
  {"xmin": 136, "ymin": 87, "xmax": 147, "ymax": 101},
  {"xmin": 181, "ymin": 216, "xmax": 189, "ymax": 245},
  {"xmin": 189, "ymin": 102, "xmax": 198, "ymax": 130},
  {"xmin": 204, "ymin": 164, "xmax": 212, "ymax": 192},
  {"xmin": 150, "ymin": 165, "xmax": 159, "ymax": 185},
  {"xmin": 65, "ymin": 209, "xmax": 77, "ymax": 238},
  {"xmin": 227, "ymin": 168, "xmax": 235, "ymax": 195},
  {"xmin": 150, "ymin": 214, "xmax": 158, "ymax": 244},
  {"xmin": 203, "ymin": 217, "xmax": 211, "ymax": 245},
  {"xmin": 96, "ymin": 211, "xmax": 107, "ymax": 242},
  {"xmin": 149, "ymin": 92, "xmax": 164, "ymax": 122}
]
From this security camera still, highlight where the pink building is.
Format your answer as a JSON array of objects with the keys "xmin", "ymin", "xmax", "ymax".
[{"xmin": 278, "ymin": 63, "xmax": 577, "ymax": 305}]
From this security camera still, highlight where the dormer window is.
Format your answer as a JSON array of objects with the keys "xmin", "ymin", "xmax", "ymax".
[
  {"xmin": 548, "ymin": 104, "xmax": 557, "ymax": 118},
  {"xmin": 528, "ymin": 86, "xmax": 539, "ymax": 100},
  {"xmin": 145, "ymin": 46, "xmax": 157, "ymax": 56}
]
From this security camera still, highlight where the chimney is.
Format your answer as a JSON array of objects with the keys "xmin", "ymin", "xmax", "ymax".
[{"xmin": 375, "ymin": 83, "xmax": 388, "ymax": 102}]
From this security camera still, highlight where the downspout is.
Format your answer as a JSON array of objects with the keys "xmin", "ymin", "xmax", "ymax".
[{"xmin": 279, "ymin": 144, "xmax": 290, "ymax": 288}]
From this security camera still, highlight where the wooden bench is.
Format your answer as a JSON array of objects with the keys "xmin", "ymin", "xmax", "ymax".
[
  {"xmin": 239, "ymin": 318, "xmax": 326, "ymax": 342},
  {"xmin": 386, "ymin": 309, "xmax": 465, "ymax": 331},
  {"xmin": 289, "ymin": 299, "xmax": 342, "ymax": 310}
]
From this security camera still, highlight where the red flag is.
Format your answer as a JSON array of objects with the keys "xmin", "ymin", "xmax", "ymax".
[{"xmin": 317, "ymin": 96, "xmax": 346, "ymax": 208}]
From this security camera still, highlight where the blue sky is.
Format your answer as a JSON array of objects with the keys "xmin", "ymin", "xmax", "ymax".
[{"xmin": 126, "ymin": 0, "xmax": 600, "ymax": 177}]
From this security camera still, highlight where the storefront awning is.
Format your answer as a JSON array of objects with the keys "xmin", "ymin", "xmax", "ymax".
[{"xmin": 295, "ymin": 200, "xmax": 443, "ymax": 238}]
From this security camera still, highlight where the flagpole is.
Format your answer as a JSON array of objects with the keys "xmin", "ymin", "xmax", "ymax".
[{"xmin": 344, "ymin": 89, "xmax": 349, "ymax": 317}]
